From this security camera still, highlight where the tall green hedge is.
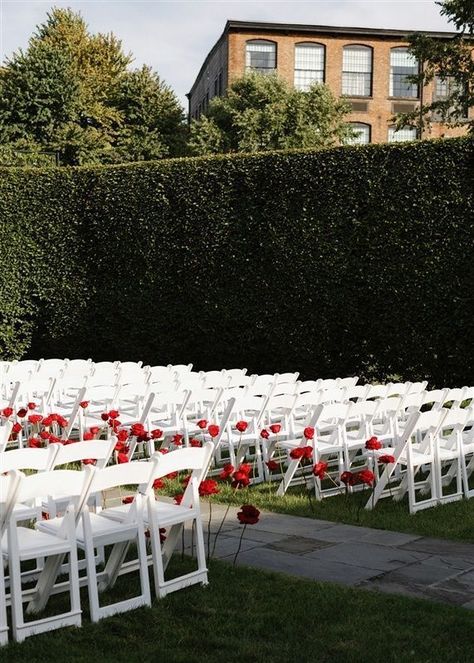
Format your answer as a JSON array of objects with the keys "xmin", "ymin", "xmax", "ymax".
[{"xmin": 0, "ymin": 137, "xmax": 473, "ymax": 385}]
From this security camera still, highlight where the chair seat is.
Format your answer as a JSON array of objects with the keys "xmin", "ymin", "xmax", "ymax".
[
  {"xmin": 374, "ymin": 446, "xmax": 433, "ymax": 465},
  {"xmin": 2, "ymin": 527, "xmax": 71, "ymax": 561},
  {"xmin": 101, "ymin": 501, "xmax": 197, "ymax": 527},
  {"xmin": 37, "ymin": 512, "xmax": 138, "ymax": 547}
]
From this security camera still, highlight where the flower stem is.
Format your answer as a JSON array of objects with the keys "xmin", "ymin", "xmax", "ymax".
[
  {"xmin": 211, "ymin": 503, "xmax": 230, "ymax": 558},
  {"xmin": 233, "ymin": 525, "xmax": 247, "ymax": 566}
]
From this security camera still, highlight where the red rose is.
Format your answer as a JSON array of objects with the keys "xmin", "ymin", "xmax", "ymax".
[
  {"xmin": 42, "ymin": 416, "xmax": 53, "ymax": 427},
  {"xmin": 131, "ymin": 423, "xmax": 145, "ymax": 436},
  {"xmin": 356, "ymin": 469, "xmax": 375, "ymax": 486},
  {"xmin": 313, "ymin": 461, "xmax": 328, "ymax": 479},
  {"xmin": 137, "ymin": 432, "xmax": 151, "ymax": 443},
  {"xmin": 39, "ymin": 431, "xmax": 51, "ymax": 440},
  {"xmin": 340, "ymin": 471, "xmax": 357, "ymax": 486},
  {"xmin": 89, "ymin": 426, "xmax": 100, "ymax": 435},
  {"xmin": 269, "ymin": 424, "xmax": 282, "ymax": 434},
  {"xmin": 207, "ymin": 424, "xmax": 219, "ymax": 438},
  {"xmin": 302, "ymin": 446, "xmax": 313, "ymax": 459},
  {"xmin": 303, "ymin": 427, "xmax": 315, "ymax": 440},
  {"xmin": 16, "ymin": 408, "xmax": 28, "ymax": 418},
  {"xmin": 237, "ymin": 504, "xmax": 260, "ymax": 525},
  {"xmin": 83, "ymin": 431, "xmax": 94, "ymax": 441},
  {"xmin": 28, "ymin": 414, "xmax": 43, "ymax": 425},
  {"xmin": 266, "ymin": 460, "xmax": 279, "ymax": 472},
  {"xmin": 28, "ymin": 437, "xmax": 42, "ymax": 448},
  {"xmin": 232, "ymin": 471, "xmax": 250, "ymax": 488},
  {"xmin": 49, "ymin": 435, "xmax": 61, "ymax": 444},
  {"xmin": 2, "ymin": 407, "xmax": 13, "ymax": 418},
  {"xmin": 238, "ymin": 463, "xmax": 252, "ymax": 475},
  {"xmin": 122, "ymin": 496, "xmax": 134, "ymax": 504},
  {"xmin": 151, "ymin": 429, "xmax": 163, "ymax": 439},
  {"xmin": 290, "ymin": 447, "xmax": 305, "ymax": 460},
  {"xmin": 57, "ymin": 416, "xmax": 68, "ymax": 428},
  {"xmin": 82, "ymin": 458, "xmax": 96, "ymax": 465},
  {"xmin": 12, "ymin": 422, "xmax": 22, "ymax": 433},
  {"xmin": 219, "ymin": 463, "xmax": 234, "ymax": 480},
  {"xmin": 108, "ymin": 409, "xmax": 120, "ymax": 420},
  {"xmin": 197, "ymin": 419, "xmax": 207, "ymax": 429},
  {"xmin": 166, "ymin": 471, "xmax": 178, "ymax": 480},
  {"xmin": 27, "ymin": 402, "xmax": 36, "ymax": 410},
  {"xmin": 117, "ymin": 452, "xmax": 129, "ymax": 464},
  {"xmin": 236, "ymin": 420, "xmax": 248, "ymax": 433},
  {"xmin": 172, "ymin": 433, "xmax": 184, "ymax": 446},
  {"xmin": 190, "ymin": 438, "xmax": 202, "ymax": 447},
  {"xmin": 79, "ymin": 401, "xmax": 89, "ymax": 409},
  {"xmin": 153, "ymin": 479, "xmax": 165, "ymax": 490},
  {"xmin": 159, "ymin": 448, "xmax": 169, "ymax": 454},
  {"xmin": 174, "ymin": 493, "xmax": 184, "ymax": 505},
  {"xmin": 379, "ymin": 454, "xmax": 395, "ymax": 465},
  {"xmin": 260, "ymin": 429, "xmax": 270, "ymax": 439},
  {"xmin": 365, "ymin": 437, "xmax": 382, "ymax": 451},
  {"xmin": 100, "ymin": 412, "xmax": 109, "ymax": 421},
  {"xmin": 115, "ymin": 441, "xmax": 126, "ymax": 452},
  {"xmin": 117, "ymin": 429, "xmax": 128, "ymax": 442},
  {"xmin": 199, "ymin": 479, "xmax": 220, "ymax": 496}
]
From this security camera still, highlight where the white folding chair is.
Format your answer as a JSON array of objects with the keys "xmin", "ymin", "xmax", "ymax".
[{"xmin": 3, "ymin": 469, "xmax": 92, "ymax": 642}]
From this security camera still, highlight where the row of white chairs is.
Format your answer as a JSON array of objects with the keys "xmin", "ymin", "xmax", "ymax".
[{"xmin": 0, "ymin": 444, "xmax": 213, "ymax": 645}]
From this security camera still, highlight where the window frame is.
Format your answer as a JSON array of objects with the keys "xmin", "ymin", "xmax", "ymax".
[
  {"xmin": 294, "ymin": 41, "xmax": 326, "ymax": 91},
  {"xmin": 245, "ymin": 39, "xmax": 277, "ymax": 74},
  {"xmin": 346, "ymin": 122, "xmax": 372, "ymax": 145},
  {"xmin": 389, "ymin": 47, "xmax": 419, "ymax": 99},
  {"xmin": 341, "ymin": 44, "xmax": 373, "ymax": 98}
]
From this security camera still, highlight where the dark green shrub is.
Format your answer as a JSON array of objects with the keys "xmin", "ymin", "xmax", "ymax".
[{"xmin": 0, "ymin": 137, "xmax": 472, "ymax": 385}]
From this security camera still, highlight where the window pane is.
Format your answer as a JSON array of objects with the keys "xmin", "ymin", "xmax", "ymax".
[
  {"xmin": 294, "ymin": 43, "xmax": 325, "ymax": 91},
  {"xmin": 342, "ymin": 46, "xmax": 372, "ymax": 96},
  {"xmin": 346, "ymin": 123, "xmax": 370, "ymax": 145},
  {"xmin": 388, "ymin": 126, "xmax": 417, "ymax": 142},
  {"xmin": 246, "ymin": 41, "xmax": 276, "ymax": 72},
  {"xmin": 390, "ymin": 48, "xmax": 418, "ymax": 97}
]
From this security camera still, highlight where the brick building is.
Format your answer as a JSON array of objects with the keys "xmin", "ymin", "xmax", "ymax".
[{"xmin": 187, "ymin": 20, "xmax": 471, "ymax": 144}]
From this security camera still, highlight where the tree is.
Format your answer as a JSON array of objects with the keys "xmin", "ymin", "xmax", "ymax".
[
  {"xmin": 0, "ymin": 8, "xmax": 186, "ymax": 165},
  {"xmin": 189, "ymin": 73, "xmax": 354, "ymax": 156},
  {"xmin": 396, "ymin": 0, "xmax": 474, "ymax": 133}
]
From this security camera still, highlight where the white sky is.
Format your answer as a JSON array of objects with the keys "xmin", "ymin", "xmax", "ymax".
[{"xmin": 0, "ymin": 1, "xmax": 453, "ymax": 108}]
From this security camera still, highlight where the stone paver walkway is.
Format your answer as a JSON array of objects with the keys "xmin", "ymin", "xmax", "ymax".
[{"xmin": 197, "ymin": 502, "xmax": 474, "ymax": 610}]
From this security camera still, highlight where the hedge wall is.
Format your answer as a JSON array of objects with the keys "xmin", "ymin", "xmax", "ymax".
[{"xmin": 0, "ymin": 137, "xmax": 473, "ymax": 385}]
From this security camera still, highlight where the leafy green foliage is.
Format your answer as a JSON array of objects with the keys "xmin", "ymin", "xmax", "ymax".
[
  {"xmin": 0, "ymin": 138, "xmax": 472, "ymax": 388},
  {"xmin": 398, "ymin": 0, "xmax": 474, "ymax": 132},
  {"xmin": 0, "ymin": 8, "xmax": 186, "ymax": 165},
  {"xmin": 189, "ymin": 73, "xmax": 354, "ymax": 155}
]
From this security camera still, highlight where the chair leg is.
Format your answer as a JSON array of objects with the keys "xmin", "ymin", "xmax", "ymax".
[
  {"xmin": 0, "ymin": 556, "xmax": 8, "ymax": 646},
  {"xmin": 193, "ymin": 515, "xmax": 208, "ymax": 585},
  {"xmin": 276, "ymin": 458, "xmax": 301, "ymax": 496}
]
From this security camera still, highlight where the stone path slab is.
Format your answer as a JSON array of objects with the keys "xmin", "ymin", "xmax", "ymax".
[
  {"xmin": 104, "ymin": 492, "xmax": 474, "ymax": 609},
  {"xmin": 196, "ymin": 502, "xmax": 474, "ymax": 610}
]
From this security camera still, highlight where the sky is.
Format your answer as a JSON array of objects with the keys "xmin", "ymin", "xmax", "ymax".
[{"xmin": 0, "ymin": 0, "xmax": 453, "ymax": 109}]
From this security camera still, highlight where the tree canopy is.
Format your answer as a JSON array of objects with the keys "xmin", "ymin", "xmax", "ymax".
[
  {"xmin": 189, "ymin": 73, "xmax": 355, "ymax": 156},
  {"xmin": 0, "ymin": 8, "xmax": 186, "ymax": 165},
  {"xmin": 398, "ymin": 0, "xmax": 474, "ymax": 133}
]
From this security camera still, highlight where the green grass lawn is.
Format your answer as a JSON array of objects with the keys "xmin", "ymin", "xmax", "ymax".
[{"xmin": 3, "ymin": 557, "xmax": 474, "ymax": 663}]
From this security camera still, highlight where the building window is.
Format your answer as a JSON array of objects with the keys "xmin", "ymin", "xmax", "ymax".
[
  {"xmin": 388, "ymin": 125, "xmax": 417, "ymax": 142},
  {"xmin": 245, "ymin": 40, "xmax": 276, "ymax": 74},
  {"xmin": 434, "ymin": 75, "xmax": 468, "ymax": 118},
  {"xmin": 294, "ymin": 43, "xmax": 325, "ymax": 90},
  {"xmin": 346, "ymin": 123, "xmax": 371, "ymax": 145},
  {"xmin": 342, "ymin": 45, "xmax": 372, "ymax": 97},
  {"xmin": 390, "ymin": 48, "xmax": 419, "ymax": 98}
]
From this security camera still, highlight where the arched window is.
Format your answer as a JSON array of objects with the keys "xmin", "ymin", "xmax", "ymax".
[
  {"xmin": 342, "ymin": 45, "xmax": 372, "ymax": 97},
  {"xmin": 346, "ymin": 123, "xmax": 371, "ymax": 145},
  {"xmin": 390, "ymin": 48, "xmax": 419, "ymax": 98},
  {"xmin": 245, "ymin": 40, "xmax": 277, "ymax": 74},
  {"xmin": 388, "ymin": 125, "xmax": 417, "ymax": 142},
  {"xmin": 294, "ymin": 43, "xmax": 325, "ymax": 90}
]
